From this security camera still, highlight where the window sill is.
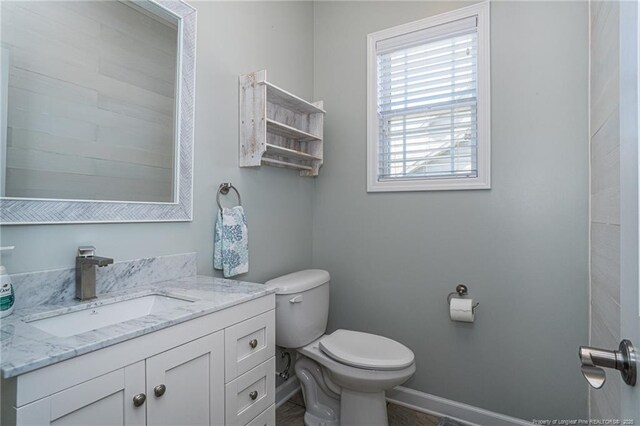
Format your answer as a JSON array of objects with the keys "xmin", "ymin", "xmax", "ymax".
[{"xmin": 366, "ymin": 176, "xmax": 491, "ymax": 192}]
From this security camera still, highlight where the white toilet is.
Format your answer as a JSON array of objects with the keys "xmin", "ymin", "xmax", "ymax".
[{"xmin": 265, "ymin": 270, "xmax": 415, "ymax": 426}]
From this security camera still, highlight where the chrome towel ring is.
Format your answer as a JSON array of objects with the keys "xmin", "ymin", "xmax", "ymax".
[{"xmin": 217, "ymin": 183, "xmax": 242, "ymax": 211}]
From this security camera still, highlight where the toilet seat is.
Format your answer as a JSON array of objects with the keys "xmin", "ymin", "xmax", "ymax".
[{"xmin": 319, "ymin": 329, "xmax": 414, "ymax": 371}]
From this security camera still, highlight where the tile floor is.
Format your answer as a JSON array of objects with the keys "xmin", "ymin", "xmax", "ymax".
[{"xmin": 276, "ymin": 392, "xmax": 440, "ymax": 426}]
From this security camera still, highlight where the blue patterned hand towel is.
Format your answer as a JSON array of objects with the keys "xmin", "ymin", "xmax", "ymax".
[{"xmin": 214, "ymin": 206, "xmax": 249, "ymax": 277}]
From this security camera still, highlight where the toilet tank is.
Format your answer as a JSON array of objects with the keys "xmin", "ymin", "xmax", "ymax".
[{"xmin": 265, "ymin": 270, "xmax": 330, "ymax": 349}]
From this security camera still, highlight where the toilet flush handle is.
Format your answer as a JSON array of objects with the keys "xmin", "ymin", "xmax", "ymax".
[{"xmin": 289, "ymin": 295, "xmax": 303, "ymax": 304}]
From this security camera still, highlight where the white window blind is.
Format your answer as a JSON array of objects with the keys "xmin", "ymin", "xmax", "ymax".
[
  {"xmin": 376, "ymin": 17, "xmax": 478, "ymax": 182},
  {"xmin": 367, "ymin": 4, "xmax": 490, "ymax": 192}
]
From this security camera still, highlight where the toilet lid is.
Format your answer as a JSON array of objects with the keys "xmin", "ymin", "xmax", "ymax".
[{"xmin": 319, "ymin": 330, "xmax": 414, "ymax": 371}]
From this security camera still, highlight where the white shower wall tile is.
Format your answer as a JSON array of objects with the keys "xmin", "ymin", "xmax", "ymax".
[{"xmin": 590, "ymin": 0, "xmax": 621, "ymax": 420}]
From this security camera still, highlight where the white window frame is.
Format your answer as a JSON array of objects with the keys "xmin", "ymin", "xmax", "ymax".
[{"xmin": 366, "ymin": 2, "xmax": 491, "ymax": 192}]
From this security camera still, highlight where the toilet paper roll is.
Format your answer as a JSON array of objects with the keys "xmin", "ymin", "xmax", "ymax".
[{"xmin": 449, "ymin": 297, "xmax": 475, "ymax": 322}]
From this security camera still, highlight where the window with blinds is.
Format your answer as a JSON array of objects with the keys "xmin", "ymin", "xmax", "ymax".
[{"xmin": 367, "ymin": 4, "xmax": 490, "ymax": 192}]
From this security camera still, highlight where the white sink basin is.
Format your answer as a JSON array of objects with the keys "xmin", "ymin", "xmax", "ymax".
[{"xmin": 27, "ymin": 294, "xmax": 194, "ymax": 337}]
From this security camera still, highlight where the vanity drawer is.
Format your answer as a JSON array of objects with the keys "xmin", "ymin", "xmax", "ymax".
[
  {"xmin": 225, "ymin": 357, "xmax": 275, "ymax": 426},
  {"xmin": 246, "ymin": 404, "xmax": 275, "ymax": 426},
  {"xmin": 225, "ymin": 310, "xmax": 275, "ymax": 381}
]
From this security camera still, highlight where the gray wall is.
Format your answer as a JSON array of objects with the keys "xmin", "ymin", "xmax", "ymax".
[
  {"xmin": 311, "ymin": 1, "xmax": 589, "ymax": 421},
  {"xmin": 0, "ymin": 1, "xmax": 315, "ymax": 284}
]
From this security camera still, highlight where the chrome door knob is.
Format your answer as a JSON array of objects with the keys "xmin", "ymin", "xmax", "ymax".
[
  {"xmin": 154, "ymin": 384, "xmax": 166, "ymax": 397},
  {"xmin": 133, "ymin": 393, "xmax": 146, "ymax": 407},
  {"xmin": 249, "ymin": 339, "xmax": 258, "ymax": 349},
  {"xmin": 579, "ymin": 339, "xmax": 637, "ymax": 388}
]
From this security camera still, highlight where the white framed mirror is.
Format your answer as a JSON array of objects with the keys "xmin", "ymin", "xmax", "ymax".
[{"xmin": 0, "ymin": 0, "xmax": 196, "ymax": 224}]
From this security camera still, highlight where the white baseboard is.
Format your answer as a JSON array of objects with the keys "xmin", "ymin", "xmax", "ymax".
[
  {"xmin": 386, "ymin": 386, "xmax": 532, "ymax": 426},
  {"xmin": 275, "ymin": 376, "xmax": 301, "ymax": 409}
]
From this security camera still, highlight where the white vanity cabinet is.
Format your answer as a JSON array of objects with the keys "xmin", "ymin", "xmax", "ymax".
[
  {"xmin": 14, "ymin": 362, "xmax": 147, "ymax": 426},
  {"xmin": 145, "ymin": 331, "xmax": 225, "ymax": 426},
  {"xmin": 2, "ymin": 295, "xmax": 275, "ymax": 426}
]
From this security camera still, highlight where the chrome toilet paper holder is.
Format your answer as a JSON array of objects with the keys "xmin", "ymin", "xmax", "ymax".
[{"xmin": 447, "ymin": 284, "xmax": 479, "ymax": 313}]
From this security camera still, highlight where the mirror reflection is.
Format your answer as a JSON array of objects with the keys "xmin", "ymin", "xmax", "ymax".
[{"xmin": 0, "ymin": 1, "xmax": 179, "ymax": 203}]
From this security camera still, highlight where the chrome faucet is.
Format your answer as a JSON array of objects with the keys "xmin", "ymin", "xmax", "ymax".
[{"xmin": 75, "ymin": 246, "xmax": 114, "ymax": 301}]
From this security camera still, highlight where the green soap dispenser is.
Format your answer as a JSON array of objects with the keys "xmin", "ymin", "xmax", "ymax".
[{"xmin": 0, "ymin": 246, "xmax": 15, "ymax": 318}]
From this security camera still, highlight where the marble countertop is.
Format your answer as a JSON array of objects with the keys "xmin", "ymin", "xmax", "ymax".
[{"xmin": 0, "ymin": 275, "xmax": 274, "ymax": 379}]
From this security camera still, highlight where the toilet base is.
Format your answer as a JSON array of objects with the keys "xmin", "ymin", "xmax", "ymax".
[
  {"xmin": 340, "ymin": 388, "xmax": 388, "ymax": 426},
  {"xmin": 295, "ymin": 356, "xmax": 340, "ymax": 426},
  {"xmin": 304, "ymin": 411, "xmax": 339, "ymax": 426},
  {"xmin": 295, "ymin": 354, "xmax": 391, "ymax": 426}
]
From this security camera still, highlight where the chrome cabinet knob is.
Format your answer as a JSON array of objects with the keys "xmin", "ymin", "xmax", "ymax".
[
  {"xmin": 154, "ymin": 384, "xmax": 166, "ymax": 397},
  {"xmin": 579, "ymin": 339, "xmax": 637, "ymax": 388},
  {"xmin": 249, "ymin": 390, "xmax": 258, "ymax": 400},
  {"xmin": 133, "ymin": 393, "xmax": 146, "ymax": 407},
  {"xmin": 249, "ymin": 339, "xmax": 258, "ymax": 349}
]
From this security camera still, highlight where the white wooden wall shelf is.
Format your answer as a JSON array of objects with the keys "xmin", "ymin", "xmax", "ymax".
[{"xmin": 239, "ymin": 70, "xmax": 325, "ymax": 177}]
